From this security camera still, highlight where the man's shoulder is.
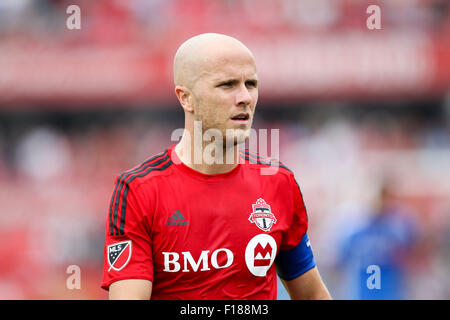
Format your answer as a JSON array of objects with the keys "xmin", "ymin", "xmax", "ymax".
[
  {"xmin": 238, "ymin": 149, "xmax": 294, "ymax": 179},
  {"xmin": 114, "ymin": 149, "xmax": 174, "ymax": 189}
]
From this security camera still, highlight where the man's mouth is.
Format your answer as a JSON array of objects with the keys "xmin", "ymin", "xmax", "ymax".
[{"xmin": 231, "ymin": 113, "xmax": 250, "ymax": 123}]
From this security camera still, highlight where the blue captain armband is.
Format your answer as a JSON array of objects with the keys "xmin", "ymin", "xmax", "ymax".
[{"xmin": 275, "ymin": 232, "xmax": 316, "ymax": 281}]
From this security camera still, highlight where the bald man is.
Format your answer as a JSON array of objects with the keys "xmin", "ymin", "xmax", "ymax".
[
  {"xmin": 173, "ymin": 33, "xmax": 258, "ymax": 173},
  {"xmin": 101, "ymin": 33, "xmax": 331, "ymax": 300}
]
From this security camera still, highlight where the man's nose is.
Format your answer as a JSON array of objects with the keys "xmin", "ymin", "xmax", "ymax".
[{"xmin": 235, "ymin": 84, "xmax": 252, "ymax": 106}]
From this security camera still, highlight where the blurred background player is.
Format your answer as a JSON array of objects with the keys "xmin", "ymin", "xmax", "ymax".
[{"xmin": 337, "ymin": 178, "xmax": 419, "ymax": 300}]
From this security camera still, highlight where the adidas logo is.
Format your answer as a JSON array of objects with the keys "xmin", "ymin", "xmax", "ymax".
[{"xmin": 166, "ymin": 210, "xmax": 189, "ymax": 226}]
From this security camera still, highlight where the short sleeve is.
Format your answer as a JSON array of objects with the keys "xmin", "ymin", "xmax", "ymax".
[
  {"xmin": 101, "ymin": 176, "xmax": 154, "ymax": 291},
  {"xmin": 279, "ymin": 173, "xmax": 309, "ymax": 251}
]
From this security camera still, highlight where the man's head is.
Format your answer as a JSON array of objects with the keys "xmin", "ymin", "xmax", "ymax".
[{"xmin": 173, "ymin": 33, "xmax": 258, "ymax": 146}]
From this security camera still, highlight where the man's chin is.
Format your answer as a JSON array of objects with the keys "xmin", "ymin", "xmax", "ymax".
[{"xmin": 224, "ymin": 128, "xmax": 250, "ymax": 147}]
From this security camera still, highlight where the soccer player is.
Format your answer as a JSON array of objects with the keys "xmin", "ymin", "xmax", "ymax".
[{"xmin": 101, "ymin": 33, "xmax": 331, "ymax": 300}]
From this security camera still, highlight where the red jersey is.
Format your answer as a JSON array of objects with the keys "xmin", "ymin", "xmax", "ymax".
[{"xmin": 101, "ymin": 144, "xmax": 309, "ymax": 299}]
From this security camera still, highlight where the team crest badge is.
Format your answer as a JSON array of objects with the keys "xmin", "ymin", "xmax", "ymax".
[
  {"xmin": 248, "ymin": 198, "xmax": 277, "ymax": 232},
  {"xmin": 107, "ymin": 240, "xmax": 132, "ymax": 271}
]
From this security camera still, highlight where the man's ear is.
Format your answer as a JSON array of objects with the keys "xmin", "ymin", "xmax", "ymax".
[{"xmin": 175, "ymin": 86, "xmax": 194, "ymax": 113}]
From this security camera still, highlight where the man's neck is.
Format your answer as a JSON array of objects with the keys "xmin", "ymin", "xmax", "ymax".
[{"xmin": 174, "ymin": 134, "xmax": 240, "ymax": 175}]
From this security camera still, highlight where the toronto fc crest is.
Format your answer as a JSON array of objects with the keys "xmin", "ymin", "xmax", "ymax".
[{"xmin": 248, "ymin": 198, "xmax": 277, "ymax": 232}]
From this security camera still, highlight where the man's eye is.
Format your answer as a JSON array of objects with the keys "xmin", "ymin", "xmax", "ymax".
[
  {"xmin": 245, "ymin": 81, "xmax": 258, "ymax": 88},
  {"xmin": 219, "ymin": 82, "xmax": 233, "ymax": 87}
]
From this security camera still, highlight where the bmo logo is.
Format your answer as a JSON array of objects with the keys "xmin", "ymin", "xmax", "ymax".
[
  {"xmin": 245, "ymin": 234, "xmax": 277, "ymax": 276},
  {"xmin": 162, "ymin": 248, "xmax": 233, "ymax": 272},
  {"xmin": 161, "ymin": 234, "xmax": 277, "ymax": 276}
]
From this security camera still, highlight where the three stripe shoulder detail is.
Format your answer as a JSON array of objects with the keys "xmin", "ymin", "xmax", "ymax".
[
  {"xmin": 239, "ymin": 149, "xmax": 292, "ymax": 173},
  {"xmin": 109, "ymin": 150, "xmax": 172, "ymax": 236}
]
